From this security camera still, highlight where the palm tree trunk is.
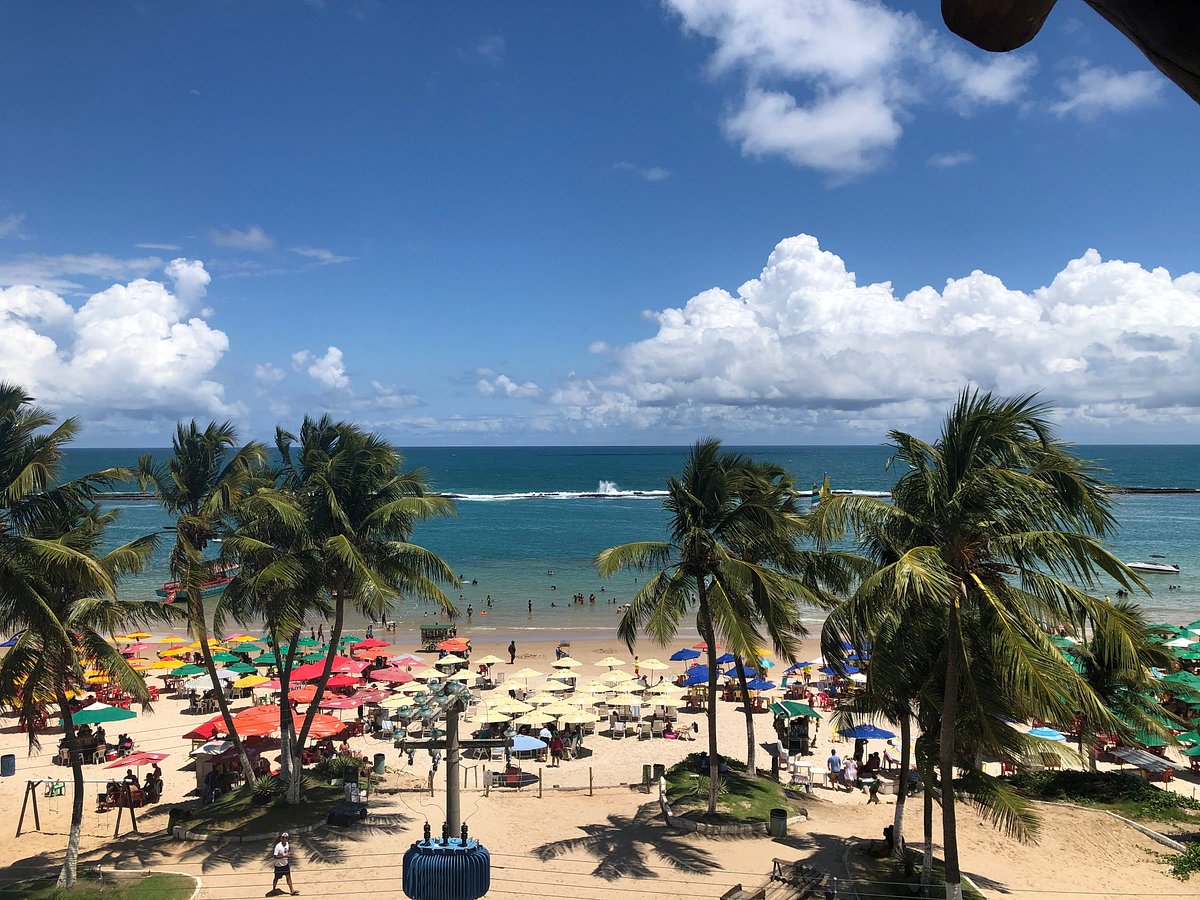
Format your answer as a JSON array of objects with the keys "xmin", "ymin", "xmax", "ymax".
[
  {"xmin": 698, "ymin": 584, "xmax": 720, "ymax": 816},
  {"xmin": 55, "ymin": 693, "xmax": 83, "ymax": 889},
  {"xmin": 922, "ymin": 757, "xmax": 934, "ymax": 893},
  {"xmin": 939, "ymin": 599, "xmax": 964, "ymax": 900},
  {"xmin": 892, "ymin": 709, "xmax": 912, "ymax": 865},
  {"xmin": 290, "ymin": 590, "xmax": 345, "ymax": 804},
  {"xmin": 193, "ymin": 589, "xmax": 255, "ymax": 781},
  {"xmin": 273, "ymin": 632, "xmax": 299, "ymax": 787},
  {"xmin": 733, "ymin": 655, "xmax": 756, "ymax": 773}
]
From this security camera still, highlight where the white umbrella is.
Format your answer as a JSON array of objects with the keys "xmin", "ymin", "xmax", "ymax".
[
  {"xmin": 552, "ymin": 656, "xmax": 582, "ymax": 668},
  {"xmin": 595, "ymin": 656, "xmax": 626, "ymax": 668},
  {"xmin": 638, "ymin": 658, "xmax": 671, "ymax": 671}
]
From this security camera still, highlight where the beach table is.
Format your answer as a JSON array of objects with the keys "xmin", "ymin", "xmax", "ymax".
[{"xmin": 1107, "ymin": 746, "xmax": 1176, "ymax": 782}]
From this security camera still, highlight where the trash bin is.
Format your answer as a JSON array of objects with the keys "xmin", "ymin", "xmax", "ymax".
[
  {"xmin": 1, "ymin": 754, "xmax": 15, "ymax": 777},
  {"xmin": 642, "ymin": 763, "xmax": 653, "ymax": 784},
  {"xmin": 373, "ymin": 752, "xmax": 386, "ymax": 775},
  {"xmin": 652, "ymin": 763, "xmax": 666, "ymax": 780},
  {"xmin": 768, "ymin": 807, "xmax": 788, "ymax": 838}
]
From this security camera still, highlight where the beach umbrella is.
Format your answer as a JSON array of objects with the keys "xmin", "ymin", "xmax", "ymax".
[
  {"xmin": 552, "ymin": 656, "xmax": 582, "ymax": 668},
  {"xmin": 557, "ymin": 711, "xmax": 600, "ymax": 725},
  {"xmin": 211, "ymin": 668, "xmax": 238, "ymax": 681},
  {"xmin": 320, "ymin": 696, "xmax": 364, "ymax": 710},
  {"xmin": 514, "ymin": 711, "xmax": 555, "ymax": 727},
  {"xmin": 1135, "ymin": 729, "xmax": 1168, "ymax": 748},
  {"xmin": 638, "ymin": 658, "xmax": 670, "ymax": 672},
  {"xmin": 1165, "ymin": 637, "xmax": 1197, "ymax": 648},
  {"xmin": 746, "ymin": 678, "xmax": 776, "ymax": 691},
  {"xmin": 447, "ymin": 671, "xmax": 477, "ymax": 683},
  {"xmin": 1175, "ymin": 729, "xmax": 1200, "ymax": 746},
  {"xmin": 470, "ymin": 710, "xmax": 511, "ymax": 725},
  {"xmin": 758, "ymin": 658, "xmax": 776, "ymax": 670},
  {"xmin": 767, "ymin": 700, "xmax": 821, "ymax": 719},
  {"xmin": 541, "ymin": 679, "xmax": 572, "ymax": 692},
  {"xmin": 372, "ymin": 668, "xmax": 416, "ymax": 684},
  {"xmin": 157, "ymin": 635, "xmax": 188, "ymax": 644},
  {"xmin": 692, "ymin": 641, "xmax": 719, "ymax": 651},
  {"xmin": 436, "ymin": 654, "xmax": 467, "ymax": 666},
  {"xmin": 512, "ymin": 666, "xmax": 543, "ymax": 681},
  {"xmin": 325, "ymin": 673, "xmax": 361, "ymax": 689},
  {"xmin": 234, "ymin": 674, "xmax": 269, "ymax": 689},
  {"xmin": 510, "ymin": 734, "xmax": 546, "ymax": 752},
  {"xmin": 171, "ymin": 664, "xmax": 205, "ymax": 677},
  {"xmin": 123, "ymin": 641, "xmax": 152, "ymax": 654},
  {"xmin": 190, "ymin": 739, "xmax": 234, "ymax": 757},
  {"xmin": 294, "ymin": 713, "xmax": 345, "ymax": 739},
  {"xmin": 681, "ymin": 672, "xmax": 707, "ymax": 688},
  {"xmin": 840, "ymin": 724, "xmax": 895, "ymax": 740},
  {"xmin": 608, "ymin": 693, "xmax": 643, "ymax": 707},
  {"xmin": 651, "ymin": 695, "xmax": 686, "ymax": 708},
  {"xmin": 71, "ymin": 702, "xmax": 137, "ymax": 724},
  {"xmin": 287, "ymin": 662, "xmax": 327, "ymax": 681},
  {"xmin": 669, "ymin": 648, "xmax": 700, "ymax": 662},
  {"xmin": 148, "ymin": 658, "xmax": 184, "ymax": 670},
  {"xmin": 228, "ymin": 662, "xmax": 256, "ymax": 674},
  {"xmin": 475, "ymin": 654, "xmax": 504, "ymax": 666},
  {"xmin": 106, "ymin": 751, "xmax": 169, "ymax": 770},
  {"xmin": 226, "ymin": 634, "xmax": 258, "ymax": 643},
  {"xmin": 210, "ymin": 652, "xmax": 241, "ymax": 664},
  {"xmin": 159, "ymin": 645, "xmax": 191, "ymax": 657},
  {"xmin": 526, "ymin": 692, "xmax": 559, "ymax": 706},
  {"xmin": 380, "ymin": 694, "xmax": 415, "ymax": 709},
  {"xmin": 391, "ymin": 654, "xmax": 427, "ymax": 668},
  {"xmin": 420, "ymin": 669, "xmax": 445, "ymax": 681},
  {"xmin": 595, "ymin": 656, "xmax": 626, "ymax": 668},
  {"xmin": 334, "ymin": 658, "xmax": 370, "ymax": 675},
  {"xmin": 356, "ymin": 638, "xmax": 390, "ymax": 650},
  {"xmin": 353, "ymin": 688, "xmax": 391, "ymax": 705},
  {"xmin": 496, "ymin": 699, "xmax": 534, "ymax": 715},
  {"xmin": 300, "ymin": 652, "xmax": 326, "ymax": 663},
  {"xmin": 1028, "ymin": 726, "xmax": 1067, "ymax": 742},
  {"xmin": 252, "ymin": 653, "xmax": 276, "ymax": 666},
  {"xmin": 297, "ymin": 637, "xmax": 320, "ymax": 647},
  {"xmin": 601, "ymin": 669, "xmax": 633, "ymax": 684},
  {"xmin": 648, "ymin": 682, "xmax": 685, "ymax": 695},
  {"xmin": 848, "ymin": 672, "xmax": 868, "ymax": 684},
  {"xmin": 339, "ymin": 635, "xmax": 362, "ymax": 645},
  {"xmin": 715, "ymin": 653, "xmax": 737, "ymax": 665},
  {"xmin": 438, "ymin": 637, "xmax": 470, "ymax": 653},
  {"xmin": 125, "ymin": 632, "xmax": 152, "ymax": 640},
  {"xmin": 540, "ymin": 701, "xmax": 577, "ymax": 716},
  {"xmin": 723, "ymin": 664, "xmax": 756, "ymax": 679}
]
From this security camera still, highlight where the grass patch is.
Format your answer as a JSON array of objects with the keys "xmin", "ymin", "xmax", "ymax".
[
  {"xmin": 1009, "ymin": 770, "xmax": 1200, "ymax": 825},
  {"xmin": 0, "ymin": 873, "xmax": 194, "ymax": 900},
  {"xmin": 183, "ymin": 782, "xmax": 346, "ymax": 837},
  {"xmin": 846, "ymin": 849, "xmax": 987, "ymax": 900},
  {"xmin": 665, "ymin": 753, "xmax": 804, "ymax": 825}
]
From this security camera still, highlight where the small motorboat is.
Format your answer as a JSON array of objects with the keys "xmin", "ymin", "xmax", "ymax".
[{"xmin": 1126, "ymin": 560, "xmax": 1180, "ymax": 574}]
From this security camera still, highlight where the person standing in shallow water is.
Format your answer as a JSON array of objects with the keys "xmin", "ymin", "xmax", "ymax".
[{"xmin": 508, "ymin": 640, "xmax": 517, "ymax": 664}]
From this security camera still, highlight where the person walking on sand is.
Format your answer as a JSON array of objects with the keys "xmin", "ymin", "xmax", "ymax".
[
  {"xmin": 827, "ymin": 749, "xmax": 843, "ymax": 791},
  {"xmin": 508, "ymin": 640, "xmax": 517, "ymax": 664},
  {"xmin": 272, "ymin": 831, "xmax": 298, "ymax": 895}
]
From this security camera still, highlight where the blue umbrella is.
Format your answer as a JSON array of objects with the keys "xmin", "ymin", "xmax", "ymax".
[
  {"xmin": 746, "ymin": 678, "xmax": 776, "ymax": 691},
  {"xmin": 715, "ymin": 652, "xmax": 737, "ymax": 664},
  {"xmin": 0, "ymin": 631, "xmax": 23, "ymax": 648},
  {"xmin": 682, "ymin": 671, "xmax": 709, "ymax": 687},
  {"xmin": 670, "ymin": 648, "xmax": 701, "ymax": 662},
  {"xmin": 840, "ymin": 724, "xmax": 895, "ymax": 740},
  {"xmin": 510, "ymin": 734, "xmax": 547, "ymax": 753},
  {"xmin": 819, "ymin": 665, "xmax": 859, "ymax": 676},
  {"xmin": 723, "ymin": 664, "xmax": 755, "ymax": 679},
  {"xmin": 1029, "ymin": 726, "xmax": 1066, "ymax": 742}
]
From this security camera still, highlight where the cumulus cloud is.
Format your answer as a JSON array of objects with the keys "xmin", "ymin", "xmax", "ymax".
[
  {"xmin": 554, "ymin": 234, "xmax": 1200, "ymax": 435},
  {"xmin": 475, "ymin": 369, "xmax": 541, "ymax": 399},
  {"xmin": 254, "ymin": 363, "xmax": 287, "ymax": 383},
  {"xmin": 1050, "ymin": 64, "xmax": 1164, "ymax": 120},
  {"xmin": 209, "ymin": 225, "xmax": 275, "ymax": 251},
  {"xmin": 0, "ymin": 259, "xmax": 232, "ymax": 419},
  {"xmin": 665, "ymin": 0, "xmax": 1035, "ymax": 176},
  {"xmin": 293, "ymin": 346, "xmax": 349, "ymax": 389},
  {"xmin": 614, "ymin": 161, "xmax": 672, "ymax": 182},
  {"xmin": 0, "ymin": 213, "xmax": 27, "ymax": 239}
]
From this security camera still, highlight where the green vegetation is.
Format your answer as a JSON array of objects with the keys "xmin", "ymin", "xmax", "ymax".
[
  {"xmin": 665, "ymin": 753, "xmax": 803, "ymax": 825},
  {"xmin": 1011, "ymin": 770, "xmax": 1200, "ymax": 825},
  {"xmin": 183, "ymin": 782, "xmax": 346, "ymax": 836},
  {"xmin": 1166, "ymin": 842, "xmax": 1200, "ymax": 881},
  {"xmin": 846, "ymin": 850, "xmax": 988, "ymax": 900},
  {"xmin": 0, "ymin": 873, "xmax": 194, "ymax": 900}
]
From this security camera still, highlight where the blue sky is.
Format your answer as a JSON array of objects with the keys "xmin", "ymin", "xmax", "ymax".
[{"xmin": 2, "ymin": 1, "xmax": 1198, "ymax": 446}]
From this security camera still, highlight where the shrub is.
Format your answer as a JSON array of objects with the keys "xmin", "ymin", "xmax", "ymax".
[
  {"xmin": 251, "ymin": 775, "xmax": 284, "ymax": 803},
  {"xmin": 1167, "ymin": 842, "xmax": 1200, "ymax": 880}
]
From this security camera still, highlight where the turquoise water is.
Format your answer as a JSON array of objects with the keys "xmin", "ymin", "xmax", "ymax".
[{"xmin": 59, "ymin": 445, "xmax": 1200, "ymax": 636}]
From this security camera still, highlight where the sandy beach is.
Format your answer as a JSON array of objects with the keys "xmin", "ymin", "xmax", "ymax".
[{"xmin": 0, "ymin": 628, "xmax": 1193, "ymax": 899}]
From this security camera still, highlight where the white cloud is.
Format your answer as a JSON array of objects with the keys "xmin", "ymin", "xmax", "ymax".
[
  {"xmin": 613, "ymin": 161, "xmax": 672, "ymax": 182},
  {"xmin": 475, "ymin": 369, "xmax": 541, "ymax": 399},
  {"xmin": 588, "ymin": 340, "xmax": 609, "ymax": 354},
  {"xmin": 290, "ymin": 246, "xmax": 354, "ymax": 265},
  {"xmin": 135, "ymin": 242, "xmax": 182, "ymax": 251},
  {"xmin": 1050, "ymin": 64, "xmax": 1164, "ymax": 120},
  {"xmin": 928, "ymin": 151, "xmax": 975, "ymax": 168},
  {"xmin": 475, "ymin": 34, "xmax": 506, "ymax": 66},
  {"xmin": 665, "ymin": 0, "xmax": 1035, "ymax": 176},
  {"xmin": 254, "ymin": 363, "xmax": 287, "ymax": 383},
  {"xmin": 0, "ymin": 259, "xmax": 232, "ymax": 420},
  {"xmin": 364, "ymin": 379, "xmax": 420, "ymax": 409},
  {"xmin": 554, "ymin": 234, "xmax": 1200, "ymax": 435},
  {"xmin": 209, "ymin": 225, "xmax": 275, "ymax": 251},
  {"xmin": 293, "ymin": 346, "xmax": 349, "ymax": 389},
  {"xmin": 0, "ymin": 253, "xmax": 163, "ymax": 293},
  {"xmin": 0, "ymin": 213, "xmax": 26, "ymax": 239}
]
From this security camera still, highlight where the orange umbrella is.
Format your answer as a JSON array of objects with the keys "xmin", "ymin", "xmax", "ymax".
[
  {"xmin": 288, "ymin": 685, "xmax": 336, "ymax": 705},
  {"xmin": 297, "ymin": 713, "xmax": 346, "ymax": 739},
  {"xmin": 438, "ymin": 638, "xmax": 469, "ymax": 653}
]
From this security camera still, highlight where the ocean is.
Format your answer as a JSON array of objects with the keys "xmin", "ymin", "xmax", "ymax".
[{"xmin": 59, "ymin": 445, "xmax": 1200, "ymax": 639}]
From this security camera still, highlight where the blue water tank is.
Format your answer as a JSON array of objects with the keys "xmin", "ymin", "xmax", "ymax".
[{"xmin": 402, "ymin": 834, "xmax": 491, "ymax": 900}]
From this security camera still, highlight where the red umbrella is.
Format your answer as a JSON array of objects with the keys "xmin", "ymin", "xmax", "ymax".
[
  {"xmin": 692, "ymin": 641, "xmax": 720, "ymax": 651},
  {"xmin": 438, "ymin": 638, "xmax": 469, "ymax": 652},
  {"xmin": 326, "ymin": 673, "xmax": 360, "ymax": 689},
  {"xmin": 353, "ymin": 688, "xmax": 390, "ymax": 704},
  {"xmin": 294, "ymin": 712, "xmax": 346, "ymax": 739},
  {"xmin": 319, "ymin": 696, "xmax": 363, "ymax": 710},
  {"xmin": 356, "ymin": 638, "xmax": 390, "ymax": 650},
  {"xmin": 105, "ymin": 751, "xmax": 169, "ymax": 769},
  {"xmin": 371, "ymin": 667, "xmax": 414, "ymax": 684},
  {"xmin": 123, "ymin": 642, "xmax": 152, "ymax": 654},
  {"xmin": 289, "ymin": 685, "xmax": 336, "ymax": 704},
  {"xmin": 182, "ymin": 715, "xmax": 226, "ymax": 741},
  {"xmin": 390, "ymin": 654, "xmax": 426, "ymax": 668},
  {"xmin": 333, "ymin": 658, "xmax": 370, "ymax": 675},
  {"xmin": 288, "ymin": 662, "xmax": 326, "ymax": 681},
  {"xmin": 261, "ymin": 678, "xmax": 282, "ymax": 691}
]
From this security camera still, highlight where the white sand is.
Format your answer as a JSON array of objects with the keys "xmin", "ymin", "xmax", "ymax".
[{"xmin": 0, "ymin": 632, "xmax": 1190, "ymax": 898}]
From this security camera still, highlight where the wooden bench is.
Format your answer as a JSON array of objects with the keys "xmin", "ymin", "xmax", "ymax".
[
  {"xmin": 720, "ymin": 884, "xmax": 766, "ymax": 900},
  {"xmin": 771, "ymin": 858, "xmax": 826, "ymax": 893}
]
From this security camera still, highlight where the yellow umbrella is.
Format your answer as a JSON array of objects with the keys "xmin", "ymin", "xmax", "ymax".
[
  {"xmin": 436, "ymin": 654, "xmax": 467, "ymax": 666},
  {"xmin": 159, "ymin": 645, "xmax": 191, "ymax": 656},
  {"xmin": 148, "ymin": 658, "xmax": 183, "ymax": 669},
  {"xmin": 380, "ymin": 694, "xmax": 415, "ymax": 709},
  {"xmin": 525, "ymin": 692, "xmax": 559, "ymax": 706},
  {"xmin": 558, "ymin": 710, "xmax": 601, "ymax": 725},
  {"xmin": 157, "ymin": 635, "xmax": 188, "ymax": 644},
  {"xmin": 471, "ymin": 710, "xmax": 511, "ymax": 725},
  {"xmin": 496, "ymin": 699, "xmax": 534, "ymax": 715},
  {"xmin": 226, "ymin": 635, "xmax": 259, "ymax": 643},
  {"xmin": 541, "ymin": 679, "xmax": 572, "ymax": 692},
  {"xmin": 420, "ymin": 670, "xmax": 446, "ymax": 681},
  {"xmin": 551, "ymin": 656, "xmax": 582, "ymax": 668},
  {"xmin": 125, "ymin": 632, "xmax": 152, "ymax": 640},
  {"xmin": 515, "ymin": 711, "xmax": 555, "ymax": 727},
  {"xmin": 234, "ymin": 673, "xmax": 269, "ymax": 688},
  {"xmin": 540, "ymin": 701, "xmax": 576, "ymax": 716},
  {"xmin": 447, "ymin": 671, "xmax": 476, "ymax": 683},
  {"xmin": 111, "ymin": 635, "xmax": 132, "ymax": 643},
  {"xmin": 594, "ymin": 656, "xmax": 626, "ymax": 668},
  {"xmin": 128, "ymin": 659, "xmax": 150, "ymax": 670}
]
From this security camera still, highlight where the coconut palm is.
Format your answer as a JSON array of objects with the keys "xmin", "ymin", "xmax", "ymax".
[
  {"xmin": 813, "ymin": 390, "xmax": 1146, "ymax": 900},
  {"xmin": 139, "ymin": 421, "xmax": 267, "ymax": 780},
  {"xmin": 596, "ymin": 439, "xmax": 829, "ymax": 814},
  {"xmin": 266, "ymin": 416, "xmax": 459, "ymax": 803}
]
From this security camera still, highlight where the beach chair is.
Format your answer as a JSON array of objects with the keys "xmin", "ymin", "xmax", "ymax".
[
  {"xmin": 651, "ymin": 720, "xmax": 665, "ymax": 739},
  {"xmin": 612, "ymin": 720, "xmax": 626, "ymax": 740},
  {"xmin": 638, "ymin": 721, "xmax": 651, "ymax": 740},
  {"xmin": 720, "ymin": 885, "xmax": 766, "ymax": 900}
]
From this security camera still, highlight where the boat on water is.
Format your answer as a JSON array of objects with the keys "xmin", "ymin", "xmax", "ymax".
[
  {"xmin": 156, "ymin": 565, "xmax": 238, "ymax": 602},
  {"xmin": 1126, "ymin": 560, "xmax": 1181, "ymax": 574}
]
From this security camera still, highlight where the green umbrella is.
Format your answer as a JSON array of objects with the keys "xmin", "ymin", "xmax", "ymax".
[
  {"xmin": 297, "ymin": 637, "xmax": 320, "ymax": 647},
  {"xmin": 767, "ymin": 700, "xmax": 821, "ymax": 719},
  {"xmin": 1175, "ymin": 729, "xmax": 1200, "ymax": 746},
  {"xmin": 1185, "ymin": 745, "xmax": 1200, "ymax": 758},
  {"xmin": 69, "ymin": 702, "xmax": 137, "ymax": 725},
  {"xmin": 228, "ymin": 662, "xmax": 256, "ymax": 673},
  {"xmin": 340, "ymin": 635, "xmax": 362, "ymax": 645},
  {"xmin": 211, "ymin": 652, "xmax": 241, "ymax": 664},
  {"xmin": 172, "ymin": 664, "xmax": 205, "ymax": 676},
  {"xmin": 252, "ymin": 653, "xmax": 276, "ymax": 666},
  {"xmin": 301, "ymin": 652, "xmax": 325, "ymax": 663}
]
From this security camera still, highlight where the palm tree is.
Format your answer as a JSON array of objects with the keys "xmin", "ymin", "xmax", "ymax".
[
  {"xmin": 0, "ymin": 384, "xmax": 169, "ymax": 887},
  {"xmin": 596, "ymin": 439, "xmax": 827, "ymax": 814},
  {"xmin": 268, "ymin": 416, "xmax": 459, "ymax": 803},
  {"xmin": 139, "ymin": 421, "xmax": 267, "ymax": 781},
  {"xmin": 813, "ymin": 390, "xmax": 1145, "ymax": 900}
]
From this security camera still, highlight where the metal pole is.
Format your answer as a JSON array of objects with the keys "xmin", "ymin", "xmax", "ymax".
[{"xmin": 446, "ymin": 701, "xmax": 461, "ymax": 835}]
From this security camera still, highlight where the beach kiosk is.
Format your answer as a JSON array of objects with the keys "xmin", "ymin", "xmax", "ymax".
[{"xmin": 420, "ymin": 624, "xmax": 453, "ymax": 652}]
